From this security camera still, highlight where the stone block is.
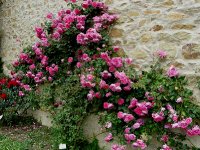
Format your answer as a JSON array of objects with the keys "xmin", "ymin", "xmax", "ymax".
[
  {"xmin": 167, "ymin": 12, "xmax": 187, "ymax": 20},
  {"xmin": 182, "ymin": 43, "xmax": 200, "ymax": 59},
  {"xmin": 171, "ymin": 24, "xmax": 196, "ymax": 30},
  {"xmin": 110, "ymin": 28, "xmax": 124, "ymax": 38},
  {"xmin": 150, "ymin": 25, "xmax": 163, "ymax": 31}
]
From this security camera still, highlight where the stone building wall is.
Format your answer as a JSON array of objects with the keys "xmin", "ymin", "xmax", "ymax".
[{"xmin": 0, "ymin": 0, "xmax": 200, "ymax": 149}]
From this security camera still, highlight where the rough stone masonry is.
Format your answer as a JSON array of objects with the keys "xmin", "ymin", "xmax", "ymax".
[{"xmin": 0, "ymin": 0, "xmax": 200, "ymax": 149}]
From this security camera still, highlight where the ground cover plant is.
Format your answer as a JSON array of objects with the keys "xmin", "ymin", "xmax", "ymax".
[
  {"xmin": 0, "ymin": 0, "xmax": 199, "ymax": 149},
  {"xmin": 0, "ymin": 116, "xmax": 54, "ymax": 150}
]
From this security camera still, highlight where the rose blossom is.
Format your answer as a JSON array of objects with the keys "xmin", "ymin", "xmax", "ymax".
[
  {"xmin": 124, "ymin": 134, "xmax": 136, "ymax": 143},
  {"xmin": 124, "ymin": 127, "xmax": 131, "ymax": 134},
  {"xmin": 152, "ymin": 111, "xmax": 165, "ymax": 122},
  {"xmin": 105, "ymin": 133, "xmax": 113, "ymax": 142},
  {"xmin": 111, "ymin": 144, "xmax": 126, "ymax": 150},
  {"xmin": 76, "ymin": 62, "xmax": 82, "ymax": 68},
  {"xmin": 106, "ymin": 92, "xmax": 112, "ymax": 97},
  {"xmin": 103, "ymin": 102, "xmax": 114, "ymax": 109},
  {"xmin": 105, "ymin": 122, "xmax": 112, "ymax": 129},
  {"xmin": 113, "ymin": 46, "xmax": 120, "ymax": 52},
  {"xmin": 123, "ymin": 114, "xmax": 134, "ymax": 123},
  {"xmin": 132, "ymin": 139, "xmax": 147, "ymax": 150},
  {"xmin": 19, "ymin": 91, "xmax": 24, "ymax": 97},
  {"xmin": 117, "ymin": 98, "xmax": 124, "ymax": 105},
  {"xmin": 156, "ymin": 50, "xmax": 167, "ymax": 59},
  {"xmin": 117, "ymin": 111, "xmax": 125, "ymax": 119},
  {"xmin": 161, "ymin": 135, "xmax": 169, "ymax": 143},
  {"xmin": 167, "ymin": 65, "xmax": 179, "ymax": 77},
  {"xmin": 110, "ymin": 57, "xmax": 123, "ymax": 68},
  {"xmin": 160, "ymin": 144, "xmax": 172, "ymax": 150},
  {"xmin": 132, "ymin": 123, "xmax": 140, "ymax": 129},
  {"xmin": 176, "ymin": 97, "xmax": 183, "ymax": 103},
  {"xmin": 68, "ymin": 57, "xmax": 73, "ymax": 63},
  {"xmin": 128, "ymin": 98, "xmax": 138, "ymax": 109},
  {"xmin": 187, "ymin": 125, "xmax": 200, "ymax": 136}
]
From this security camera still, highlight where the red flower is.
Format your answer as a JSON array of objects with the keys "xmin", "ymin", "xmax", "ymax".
[
  {"xmin": 7, "ymin": 80, "xmax": 18, "ymax": 88},
  {"xmin": 1, "ymin": 93, "xmax": 7, "ymax": 99},
  {"xmin": 0, "ymin": 78, "xmax": 7, "ymax": 85}
]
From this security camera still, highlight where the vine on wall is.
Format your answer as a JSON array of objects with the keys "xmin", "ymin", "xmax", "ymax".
[{"xmin": 0, "ymin": 0, "xmax": 199, "ymax": 149}]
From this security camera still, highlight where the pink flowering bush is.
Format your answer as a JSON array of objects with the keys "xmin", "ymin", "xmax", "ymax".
[{"xmin": 4, "ymin": 0, "xmax": 200, "ymax": 149}]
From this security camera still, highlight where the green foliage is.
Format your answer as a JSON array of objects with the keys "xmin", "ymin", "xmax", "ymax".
[
  {"xmin": 0, "ymin": 124, "xmax": 54, "ymax": 150},
  {"xmin": 0, "ymin": 134, "xmax": 30, "ymax": 150},
  {"xmin": 81, "ymin": 139, "xmax": 102, "ymax": 150},
  {"xmin": 43, "ymin": 74, "xmax": 91, "ymax": 149}
]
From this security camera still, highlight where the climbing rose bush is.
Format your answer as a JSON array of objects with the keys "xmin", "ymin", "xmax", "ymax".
[{"xmin": 6, "ymin": 0, "xmax": 200, "ymax": 149}]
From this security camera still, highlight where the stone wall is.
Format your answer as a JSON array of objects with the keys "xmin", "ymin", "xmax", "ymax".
[{"xmin": 0, "ymin": 0, "xmax": 200, "ymax": 149}]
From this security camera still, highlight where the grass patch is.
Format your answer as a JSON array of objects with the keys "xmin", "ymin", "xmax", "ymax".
[
  {"xmin": 0, "ymin": 116, "xmax": 54, "ymax": 150},
  {"xmin": 0, "ymin": 134, "xmax": 30, "ymax": 150}
]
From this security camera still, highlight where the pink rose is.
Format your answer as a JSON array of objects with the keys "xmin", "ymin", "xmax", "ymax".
[
  {"xmin": 76, "ymin": 62, "xmax": 82, "ymax": 68},
  {"xmin": 132, "ymin": 139, "xmax": 147, "ymax": 150},
  {"xmin": 187, "ymin": 125, "xmax": 200, "ymax": 136},
  {"xmin": 124, "ymin": 58, "xmax": 133, "ymax": 65},
  {"xmin": 103, "ymin": 102, "xmax": 114, "ymax": 109},
  {"xmin": 161, "ymin": 135, "xmax": 169, "ymax": 143},
  {"xmin": 132, "ymin": 123, "xmax": 140, "ymax": 129},
  {"xmin": 29, "ymin": 64, "xmax": 36, "ymax": 70},
  {"xmin": 111, "ymin": 144, "xmax": 126, "ymax": 150},
  {"xmin": 167, "ymin": 65, "xmax": 179, "ymax": 77},
  {"xmin": 19, "ymin": 91, "xmax": 24, "ymax": 97},
  {"xmin": 124, "ymin": 134, "xmax": 136, "ymax": 143},
  {"xmin": 156, "ymin": 50, "xmax": 167, "ymax": 59},
  {"xmin": 105, "ymin": 133, "xmax": 113, "ymax": 142},
  {"xmin": 160, "ymin": 144, "xmax": 172, "ymax": 150},
  {"xmin": 123, "ymin": 114, "xmax": 134, "ymax": 123},
  {"xmin": 113, "ymin": 46, "xmax": 120, "ymax": 52},
  {"xmin": 106, "ymin": 92, "xmax": 112, "ymax": 97},
  {"xmin": 105, "ymin": 122, "xmax": 112, "ymax": 129},
  {"xmin": 110, "ymin": 57, "xmax": 123, "ymax": 68},
  {"xmin": 152, "ymin": 112, "xmax": 165, "ymax": 122},
  {"xmin": 117, "ymin": 111, "xmax": 125, "ymax": 119},
  {"xmin": 68, "ymin": 57, "xmax": 73, "ymax": 63},
  {"xmin": 117, "ymin": 98, "xmax": 124, "ymax": 105},
  {"xmin": 176, "ymin": 97, "xmax": 183, "ymax": 103},
  {"xmin": 99, "ymin": 80, "xmax": 109, "ymax": 89},
  {"xmin": 128, "ymin": 98, "xmax": 138, "ymax": 109},
  {"xmin": 46, "ymin": 13, "xmax": 53, "ymax": 19},
  {"xmin": 124, "ymin": 127, "xmax": 131, "ymax": 134}
]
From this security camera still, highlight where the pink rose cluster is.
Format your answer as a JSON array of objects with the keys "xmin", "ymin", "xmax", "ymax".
[
  {"xmin": 160, "ymin": 144, "xmax": 172, "ymax": 150},
  {"xmin": 87, "ymin": 90, "xmax": 100, "ymax": 101},
  {"xmin": 171, "ymin": 117, "xmax": 192, "ymax": 129},
  {"xmin": 77, "ymin": 28, "xmax": 102, "ymax": 45},
  {"xmin": 105, "ymin": 133, "xmax": 113, "ymax": 142},
  {"xmin": 117, "ymin": 111, "xmax": 134, "ymax": 123},
  {"xmin": 133, "ymin": 101, "xmax": 153, "ymax": 117},
  {"xmin": 111, "ymin": 144, "xmax": 126, "ymax": 150},
  {"xmin": 93, "ymin": 13, "xmax": 118, "ymax": 30},
  {"xmin": 152, "ymin": 108, "xmax": 165, "ymax": 122},
  {"xmin": 81, "ymin": 0, "xmax": 107, "ymax": 10},
  {"xmin": 167, "ymin": 65, "xmax": 179, "ymax": 78},
  {"xmin": 132, "ymin": 139, "xmax": 147, "ymax": 150},
  {"xmin": 80, "ymin": 74, "xmax": 95, "ymax": 88},
  {"xmin": 187, "ymin": 125, "xmax": 200, "ymax": 136}
]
